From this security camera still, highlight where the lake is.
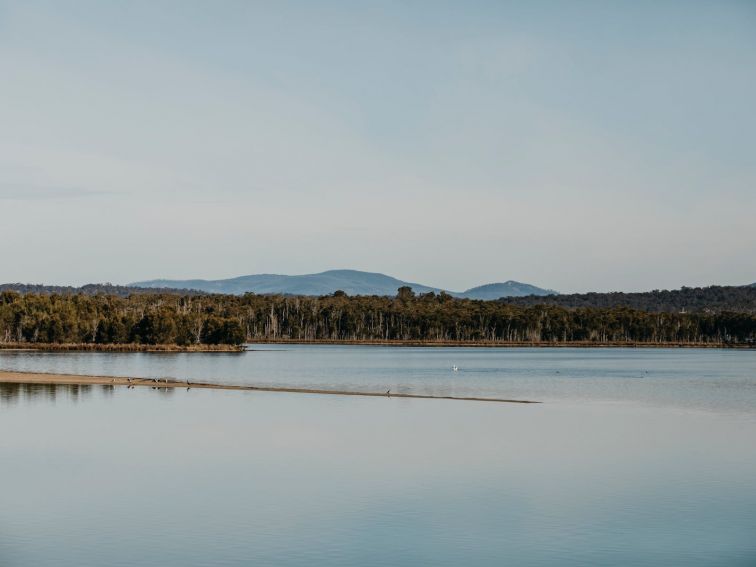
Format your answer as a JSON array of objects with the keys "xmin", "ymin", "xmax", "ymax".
[{"xmin": 1, "ymin": 345, "xmax": 756, "ymax": 566}]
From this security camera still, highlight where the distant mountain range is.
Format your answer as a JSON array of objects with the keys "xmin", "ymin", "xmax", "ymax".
[
  {"xmin": 3, "ymin": 276, "xmax": 755, "ymax": 312},
  {"xmin": 130, "ymin": 269, "xmax": 557, "ymax": 299}
]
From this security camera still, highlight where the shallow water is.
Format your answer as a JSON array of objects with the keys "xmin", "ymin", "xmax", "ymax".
[
  {"xmin": 1, "ymin": 346, "xmax": 755, "ymax": 566},
  {"xmin": 1, "ymin": 345, "xmax": 755, "ymax": 413}
]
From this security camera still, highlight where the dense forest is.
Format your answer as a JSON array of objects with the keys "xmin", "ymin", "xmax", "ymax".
[
  {"xmin": 2, "ymin": 282, "xmax": 755, "ymax": 313},
  {"xmin": 499, "ymin": 285, "xmax": 756, "ymax": 313},
  {"xmin": 500, "ymin": 285, "xmax": 756, "ymax": 314},
  {"xmin": 1, "ymin": 287, "xmax": 754, "ymax": 346},
  {"xmin": 0, "ymin": 283, "xmax": 204, "ymax": 297}
]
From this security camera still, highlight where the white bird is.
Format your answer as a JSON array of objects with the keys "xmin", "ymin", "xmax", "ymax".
[{"xmin": 452, "ymin": 365, "xmax": 459, "ymax": 372}]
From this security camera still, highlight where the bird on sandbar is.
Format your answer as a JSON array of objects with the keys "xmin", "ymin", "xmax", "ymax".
[{"xmin": 386, "ymin": 389, "xmax": 391, "ymax": 396}]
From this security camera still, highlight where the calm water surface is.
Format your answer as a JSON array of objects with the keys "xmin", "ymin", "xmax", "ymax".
[
  {"xmin": 1, "ymin": 346, "xmax": 755, "ymax": 566},
  {"xmin": 2, "ymin": 345, "xmax": 756, "ymax": 412}
]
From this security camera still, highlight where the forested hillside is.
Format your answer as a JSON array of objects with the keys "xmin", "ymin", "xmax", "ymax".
[
  {"xmin": 0, "ymin": 283, "xmax": 204, "ymax": 297},
  {"xmin": 501, "ymin": 286, "xmax": 756, "ymax": 314},
  {"xmin": 1, "ymin": 288, "xmax": 753, "ymax": 346}
]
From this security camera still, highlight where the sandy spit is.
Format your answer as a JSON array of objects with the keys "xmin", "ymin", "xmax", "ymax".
[{"xmin": 0, "ymin": 370, "xmax": 540, "ymax": 404}]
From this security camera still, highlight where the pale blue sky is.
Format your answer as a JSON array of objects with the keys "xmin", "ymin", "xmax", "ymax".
[{"xmin": 1, "ymin": 1, "xmax": 754, "ymax": 292}]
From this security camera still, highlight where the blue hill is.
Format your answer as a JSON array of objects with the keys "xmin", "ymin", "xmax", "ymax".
[
  {"xmin": 131, "ymin": 269, "xmax": 555, "ymax": 298},
  {"xmin": 461, "ymin": 281, "xmax": 557, "ymax": 300}
]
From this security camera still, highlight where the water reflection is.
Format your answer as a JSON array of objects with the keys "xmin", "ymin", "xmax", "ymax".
[
  {"xmin": 1, "ymin": 384, "xmax": 756, "ymax": 566},
  {"xmin": 0, "ymin": 382, "xmax": 153, "ymax": 406},
  {"xmin": 0, "ymin": 382, "xmax": 103, "ymax": 405}
]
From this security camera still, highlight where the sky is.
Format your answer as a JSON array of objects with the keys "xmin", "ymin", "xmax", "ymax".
[{"xmin": 1, "ymin": 0, "xmax": 754, "ymax": 293}]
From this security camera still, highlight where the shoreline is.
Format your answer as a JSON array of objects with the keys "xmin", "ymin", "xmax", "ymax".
[
  {"xmin": 246, "ymin": 339, "xmax": 753, "ymax": 349},
  {"xmin": 0, "ymin": 370, "xmax": 540, "ymax": 404},
  {"xmin": 0, "ymin": 343, "xmax": 245, "ymax": 353},
  {"xmin": 0, "ymin": 341, "xmax": 752, "ymax": 352}
]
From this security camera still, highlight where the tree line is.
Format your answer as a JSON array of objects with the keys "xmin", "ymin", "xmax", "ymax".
[
  {"xmin": 499, "ymin": 285, "xmax": 756, "ymax": 313},
  {"xmin": 3, "ymin": 282, "xmax": 755, "ymax": 313},
  {"xmin": 1, "ymin": 288, "xmax": 754, "ymax": 346},
  {"xmin": 0, "ymin": 282, "xmax": 205, "ymax": 298}
]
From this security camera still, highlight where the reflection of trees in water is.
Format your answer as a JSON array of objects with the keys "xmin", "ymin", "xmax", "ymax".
[
  {"xmin": 0, "ymin": 382, "xmax": 104, "ymax": 405},
  {"xmin": 0, "ymin": 381, "xmax": 176, "ymax": 405}
]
